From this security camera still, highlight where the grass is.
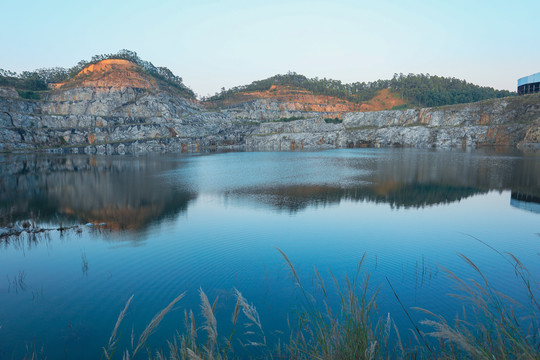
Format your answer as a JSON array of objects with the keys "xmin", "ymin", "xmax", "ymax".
[
  {"xmin": 100, "ymin": 288, "xmax": 267, "ymax": 360},
  {"xmin": 272, "ymin": 116, "xmax": 305, "ymax": 123},
  {"xmin": 278, "ymin": 249, "xmax": 385, "ymax": 360},
  {"xmin": 17, "ymin": 90, "xmax": 41, "ymax": 100},
  {"xmin": 19, "ymin": 247, "xmax": 540, "ymax": 359},
  {"xmin": 281, "ymin": 246, "xmax": 540, "ymax": 360},
  {"xmin": 233, "ymin": 120, "xmax": 260, "ymax": 126},
  {"xmin": 390, "ymin": 104, "xmax": 410, "ymax": 111},
  {"xmin": 418, "ymin": 251, "xmax": 540, "ymax": 359}
]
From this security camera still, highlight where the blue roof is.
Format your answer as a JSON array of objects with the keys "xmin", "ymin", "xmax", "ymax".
[{"xmin": 518, "ymin": 72, "xmax": 540, "ymax": 87}]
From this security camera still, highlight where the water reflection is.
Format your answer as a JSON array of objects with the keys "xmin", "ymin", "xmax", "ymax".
[
  {"xmin": 229, "ymin": 183, "xmax": 485, "ymax": 211},
  {"xmin": 0, "ymin": 149, "xmax": 538, "ymax": 232},
  {"xmin": 511, "ymin": 192, "xmax": 540, "ymax": 214},
  {"xmin": 0, "ymin": 154, "xmax": 196, "ymax": 230},
  {"xmin": 225, "ymin": 149, "xmax": 540, "ymax": 211},
  {"xmin": 0, "ymin": 149, "xmax": 539, "ymax": 360}
]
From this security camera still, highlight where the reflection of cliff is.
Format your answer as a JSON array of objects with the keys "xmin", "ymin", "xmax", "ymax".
[
  {"xmin": 227, "ymin": 149, "xmax": 540, "ymax": 212},
  {"xmin": 0, "ymin": 155, "xmax": 196, "ymax": 230},
  {"xmin": 363, "ymin": 183, "xmax": 483, "ymax": 208},
  {"xmin": 231, "ymin": 183, "xmax": 484, "ymax": 211},
  {"xmin": 1, "ymin": 150, "xmax": 538, "ymax": 219}
]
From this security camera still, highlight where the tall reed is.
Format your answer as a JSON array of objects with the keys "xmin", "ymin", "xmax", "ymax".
[
  {"xmin": 96, "ymin": 248, "xmax": 540, "ymax": 359},
  {"xmin": 105, "ymin": 288, "xmax": 268, "ymax": 360},
  {"xmin": 276, "ymin": 248, "xmax": 406, "ymax": 360},
  {"xmin": 417, "ymin": 252, "xmax": 540, "ymax": 359},
  {"xmin": 102, "ymin": 292, "xmax": 185, "ymax": 360}
]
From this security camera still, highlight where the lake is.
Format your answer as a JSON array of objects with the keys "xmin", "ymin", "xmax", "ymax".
[{"xmin": 1, "ymin": 148, "xmax": 539, "ymax": 359}]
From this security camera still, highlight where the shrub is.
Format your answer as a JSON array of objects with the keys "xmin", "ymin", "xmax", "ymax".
[{"xmin": 324, "ymin": 117, "xmax": 343, "ymax": 124}]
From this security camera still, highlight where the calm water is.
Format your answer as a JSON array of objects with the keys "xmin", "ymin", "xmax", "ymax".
[{"xmin": 0, "ymin": 148, "xmax": 539, "ymax": 359}]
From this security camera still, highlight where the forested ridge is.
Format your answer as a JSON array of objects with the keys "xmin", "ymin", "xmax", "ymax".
[
  {"xmin": 0, "ymin": 50, "xmax": 195, "ymax": 99},
  {"xmin": 1, "ymin": 50, "xmax": 514, "ymax": 107},
  {"xmin": 209, "ymin": 71, "xmax": 515, "ymax": 108}
]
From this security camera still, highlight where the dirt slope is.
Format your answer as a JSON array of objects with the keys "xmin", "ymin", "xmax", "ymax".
[
  {"xmin": 211, "ymin": 85, "xmax": 405, "ymax": 113},
  {"xmin": 51, "ymin": 59, "xmax": 156, "ymax": 89}
]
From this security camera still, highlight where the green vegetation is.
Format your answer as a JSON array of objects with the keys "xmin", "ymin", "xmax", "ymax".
[
  {"xmin": 273, "ymin": 116, "xmax": 305, "ymax": 122},
  {"xmin": 0, "ymin": 68, "xmax": 49, "ymax": 94},
  {"xmin": 391, "ymin": 104, "xmax": 410, "ymax": 110},
  {"xmin": 209, "ymin": 71, "xmax": 515, "ymax": 108},
  {"xmin": 324, "ymin": 117, "xmax": 343, "ymax": 124},
  {"xmin": 0, "ymin": 49, "xmax": 195, "ymax": 99},
  {"xmin": 16, "ymin": 90, "xmax": 41, "ymax": 100},
  {"xmin": 389, "ymin": 73, "xmax": 514, "ymax": 107},
  {"xmin": 1, "ymin": 54, "xmax": 514, "ymax": 106}
]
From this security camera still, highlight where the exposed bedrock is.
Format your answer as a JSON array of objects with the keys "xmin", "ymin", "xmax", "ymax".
[{"xmin": 1, "ymin": 84, "xmax": 538, "ymax": 154}]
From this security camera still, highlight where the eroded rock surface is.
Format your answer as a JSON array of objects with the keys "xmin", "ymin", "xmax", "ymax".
[{"xmin": 1, "ymin": 60, "xmax": 539, "ymax": 154}]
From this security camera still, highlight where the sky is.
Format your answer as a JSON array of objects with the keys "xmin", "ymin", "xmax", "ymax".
[{"xmin": 1, "ymin": 0, "xmax": 539, "ymax": 97}]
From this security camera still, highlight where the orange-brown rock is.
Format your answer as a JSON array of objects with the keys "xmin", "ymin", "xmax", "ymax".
[
  {"xmin": 523, "ymin": 126, "xmax": 540, "ymax": 143},
  {"xmin": 213, "ymin": 85, "xmax": 404, "ymax": 113},
  {"xmin": 51, "ymin": 59, "xmax": 156, "ymax": 90},
  {"xmin": 359, "ymin": 89, "xmax": 406, "ymax": 112},
  {"xmin": 290, "ymin": 139, "xmax": 296, "ymax": 150}
]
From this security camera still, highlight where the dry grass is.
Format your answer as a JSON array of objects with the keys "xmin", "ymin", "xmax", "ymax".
[
  {"xmin": 104, "ymin": 295, "xmax": 133, "ymax": 359},
  {"xmin": 418, "ymin": 252, "xmax": 540, "ymax": 359},
  {"xmin": 138, "ymin": 288, "xmax": 267, "ymax": 360},
  {"xmin": 277, "ymin": 248, "xmax": 392, "ymax": 360},
  {"xmin": 21, "ymin": 249, "xmax": 540, "ymax": 360},
  {"xmin": 102, "ymin": 292, "xmax": 185, "ymax": 360},
  {"xmin": 98, "ymin": 248, "xmax": 540, "ymax": 359}
]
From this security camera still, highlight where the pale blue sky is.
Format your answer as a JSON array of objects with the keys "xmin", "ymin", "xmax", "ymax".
[{"xmin": 1, "ymin": 0, "xmax": 538, "ymax": 96}]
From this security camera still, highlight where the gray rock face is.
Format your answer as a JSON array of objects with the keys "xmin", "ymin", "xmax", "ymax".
[
  {"xmin": 0, "ymin": 85, "xmax": 255, "ymax": 154},
  {"xmin": 245, "ymin": 97, "xmax": 540, "ymax": 151},
  {"xmin": 0, "ymin": 85, "xmax": 539, "ymax": 154},
  {"xmin": 221, "ymin": 98, "xmax": 341, "ymax": 122}
]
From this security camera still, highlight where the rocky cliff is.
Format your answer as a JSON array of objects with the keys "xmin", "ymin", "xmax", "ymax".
[
  {"xmin": 0, "ymin": 60, "xmax": 252, "ymax": 154},
  {"xmin": 245, "ymin": 95, "xmax": 540, "ymax": 150},
  {"xmin": 0, "ymin": 60, "xmax": 538, "ymax": 154}
]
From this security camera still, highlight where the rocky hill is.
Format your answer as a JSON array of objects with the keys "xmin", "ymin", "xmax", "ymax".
[
  {"xmin": 211, "ymin": 86, "xmax": 406, "ymax": 123},
  {"xmin": 0, "ymin": 59, "xmax": 252, "ymax": 154},
  {"xmin": 208, "ymin": 71, "xmax": 513, "ymax": 108},
  {"xmin": 0, "ymin": 58, "xmax": 538, "ymax": 154},
  {"xmin": 50, "ymin": 59, "xmax": 157, "ymax": 90}
]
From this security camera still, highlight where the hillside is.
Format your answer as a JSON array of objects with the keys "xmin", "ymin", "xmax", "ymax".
[
  {"xmin": 207, "ymin": 72, "xmax": 514, "ymax": 110},
  {"xmin": 50, "ymin": 59, "xmax": 157, "ymax": 90},
  {"xmin": 1, "ymin": 50, "xmax": 514, "ymax": 108},
  {"xmin": 209, "ymin": 85, "xmax": 405, "ymax": 113},
  {"xmin": 0, "ymin": 56, "xmax": 245, "ymax": 154},
  {"xmin": 0, "ymin": 50, "xmax": 195, "ymax": 100},
  {"xmin": 0, "ymin": 51, "xmax": 537, "ymax": 154}
]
